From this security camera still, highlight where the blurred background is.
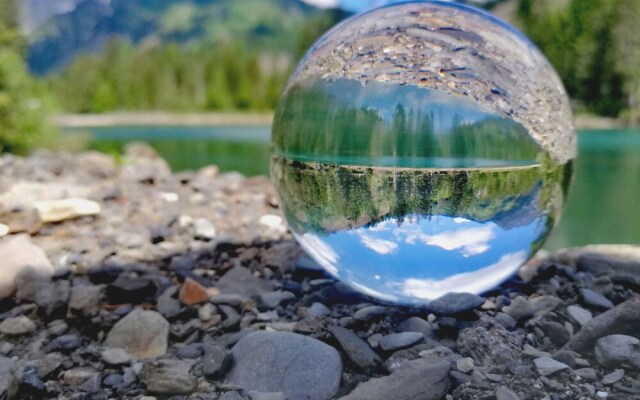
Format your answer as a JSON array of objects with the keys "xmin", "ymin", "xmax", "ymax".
[{"xmin": 0, "ymin": 0, "xmax": 639, "ymax": 248}]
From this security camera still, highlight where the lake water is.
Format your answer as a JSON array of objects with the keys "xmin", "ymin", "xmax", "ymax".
[{"xmin": 65, "ymin": 126, "xmax": 640, "ymax": 250}]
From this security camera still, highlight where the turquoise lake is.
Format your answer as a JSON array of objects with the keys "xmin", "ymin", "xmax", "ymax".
[{"xmin": 66, "ymin": 126, "xmax": 640, "ymax": 250}]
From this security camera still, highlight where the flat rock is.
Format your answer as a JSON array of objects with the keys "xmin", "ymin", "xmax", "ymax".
[
  {"xmin": 138, "ymin": 359, "xmax": 196, "ymax": 395},
  {"xmin": 0, "ymin": 235, "xmax": 54, "ymax": 299},
  {"xmin": 565, "ymin": 297, "xmax": 640, "ymax": 352},
  {"xmin": 428, "ymin": 292, "xmax": 485, "ymax": 315},
  {"xmin": 338, "ymin": 356, "xmax": 450, "ymax": 400},
  {"xmin": 226, "ymin": 331, "xmax": 342, "ymax": 400},
  {"xmin": 579, "ymin": 288, "xmax": 614, "ymax": 311},
  {"xmin": 34, "ymin": 198, "xmax": 100, "ymax": 223},
  {"xmin": 63, "ymin": 367, "xmax": 98, "ymax": 386},
  {"xmin": 379, "ymin": 332, "xmax": 424, "ymax": 351},
  {"xmin": 216, "ymin": 266, "xmax": 274, "ymax": 298},
  {"xmin": 602, "ymin": 369, "xmax": 624, "ymax": 385},
  {"xmin": 37, "ymin": 353, "xmax": 64, "ymax": 379},
  {"xmin": 328, "ymin": 326, "xmax": 381, "ymax": 371},
  {"xmin": 574, "ymin": 368, "xmax": 598, "ymax": 382},
  {"xmin": 397, "ymin": 317, "xmax": 434, "ymax": 338},
  {"xmin": 0, "ymin": 316, "xmax": 36, "ymax": 335},
  {"xmin": 102, "ymin": 348, "xmax": 131, "ymax": 365},
  {"xmin": 353, "ymin": 306, "xmax": 387, "ymax": 321},
  {"xmin": 594, "ymin": 335, "xmax": 640, "ymax": 368},
  {"xmin": 567, "ymin": 305, "xmax": 593, "ymax": 326},
  {"xmin": 534, "ymin": 357, "xmax": 569, "ymax": 376},
  {"xmin": 258, "ymin": 291, "xmax": 296, "ymax": 310},
  {"xmin": 105, "ymin": 309, "xmax": 169, "ymax": 358}
]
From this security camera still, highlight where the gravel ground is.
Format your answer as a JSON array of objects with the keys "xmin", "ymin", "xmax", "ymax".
[{"xmin": 0, "ymin": 147, "xmax": 639, "ymax": 400}]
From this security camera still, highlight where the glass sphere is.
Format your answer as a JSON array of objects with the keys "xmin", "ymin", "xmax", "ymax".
[{"xmin": 271, "ymin": 1, "xmax": 576, "ymax": 304}]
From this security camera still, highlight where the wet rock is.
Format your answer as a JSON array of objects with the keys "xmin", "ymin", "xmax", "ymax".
[
  {"xmin": 567, "ymin": 305, "xmax": 593, "ymax": 326},
  {"xmin": 227, "ymin": 331, "xmax": 342, "ymax": 400},
  {"xmin": 534, "ymin": 357, "xmax": 569, "ymax": 376},
  {"xmin": 579, "ymin": 288, "xmax": 614, "ymax": 311},
  {"xmin": 105, "ymin": 309, "xmax": 169, "ymax": 358},
  {"xmin": 594, "ymin": 335, "xmax": 640, "ymax": 368},
  {"xmin": 68, "ymin": 284, "xmax": 103, "ymax": 317},
  {"xmin": 0, "ymin": 315, "xmax": 36, "ymax": 335},
  {"xmin": 138, "ymin": 359, "xmax": 196, "ymax": 395},
  {"xmin": 33, "ymin": 198, "xmax": 101, "ymax": 223},
  {"xmin": 428, "ymin": 292, "xmax": 484, "ymax": 315},
  {"xmin": 0, "ymin": 235, "xmax": 54, "ymax": 299},
  {"xmin": 566, "ymin": 298, "xmax": 640, "ymax": 352},
  {"xmin": 107, "ymin": 276, "xmax": 157, "ymax": 305},
  {"xmin": 179, "ymin": 277, "xmax": 209, "ymax": 305},
  {"xmin": 328, "ymin": 326, "xmax": 381, "ymax": 371},
  {"xmin": 338, "ymin": 356, "xmax": 450, "ymax": 400},
  {"xmin": 379, "ymin": 332, "xmax": 424, "ymax": 351}
]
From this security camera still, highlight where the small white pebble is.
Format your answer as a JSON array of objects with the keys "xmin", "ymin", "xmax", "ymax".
[
  {"xmin": 427, "ymin": 314, "xmax": 437, "ymax": 323},
  {"xmin": 597, "ymin": 392, "xmax": 608, "ymax": 398},
  {"xmin": 0, "ymin": 224, "xmax": 8, "ymax": 237},
  {"xmin": 158, "ymin": 192, "xmax": 179, "ymax": 202},
  {"xmin": 259, "ymin": 214, "xmax": 284, "ymax": 229}
]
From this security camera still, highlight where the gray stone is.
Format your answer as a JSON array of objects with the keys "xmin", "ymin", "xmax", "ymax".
[
  {"xmin": 0, "ymin": 356, "xmax": 15, "ymax": 398},
  {"xmin": 15, "ymin": 269, "xmax": 70, "ymax": 317},
  {"xmin": 194, "ymin": 218, "xmax": 217, "ymax": 240},
  {"xmin": 209, "ymin": 294, "xmax": 247, "ymax": 306},
  {"xmin": 101, "ymin": 348, "xmax": 131, "ymax": 365},
  {"xmin": 428, "ymin": 292, "xmax": 484, "ymax": 315},
  {"xmin": 307, "ymin": 302, "xmax": 330, "ymax": 318},
  {"xmin": 68, "ymin": 284, "xmax": 103, "ymax": 317},
  {"xmin": 0, "ymin": 316, "xmax": 36, "ymax": 335},
  {"xmin": 203, "ymin": 344, "xmax": 230, "ymax": 378},
  {"xmin": 397, "ymin": 317, "xmax": 434, "ymax": 338},
  {"xmin": 0, "ymin": 235, "xmax": 54, "ymax": 300},
  {"xmin": 567, "ymin": 305, "xmax": 593, "ymax": 326},
  {"xmin": 594, "ymin": 334, "xmax": 640, "ymax": 368},
  {"xmin": 566, "ymin": 298, "xmax": 640, "ymax": 352},
  {"xmin": 458, "ymin": 322, "xmax": 521, "ymax": 371},
  {"xmin": 602, "ymin": 369, "xmax": 624, "ymax": 385},
  {"xmin": 248, "ymin": 392, "xmax": 285, "ymax": 400},
  {"xmin": 157, "ymin": 287, "xmax": 181, "ymax": 319},
  {"xmin": 538, "ymin": 321, "xmax": 571, "ymax": 346},
  {"xmin": 574, "ymin": 368, "xmax": 598, "ymax": 382},
  {"xmin": 216, "ymin": 266, "xmax": 274, "ymax": 297},
  {"xmin": 105, "ymin": 309, "xmax": 169, "ymax": 358},
  {"xmin": 379, "ymin": 332, "xmax": 423, "ymax": 351},
  {"xmin": 503, "ymin": 295, "xmax": 562, "ymax": 321},
  {"xmin": 338, "ymin": 356, "xmax": 450, "ymax": 400},
  {"xmin": 496, "ymin": 386, "xmax": 521, "ymax": 400},
  {"xmin": 227, "ymin": 331, "xmax": 342, "ymax": 400},
  {"xmin": 328, "ymin": 326, "xmax": 381, "ymax": 371},
  {"xmin": 580, "ymin": 288, "xmax": 614, "ymax": 310},
  {"xmin": 37, "ymin": 353, "xmax": 64, "ymax": 379},
  {"xmin": 353, "ymin": 306, "xmax": 387, "ymax": 321},
  {"xmin": 456, "ymin": 357, "xmax": 474, "ymax": 373},
  {"xmin": 138, "ymin": 359, "xmax": 196, "ymax": 395},
  {"xmin": 258, "ymin": 291, "xmax": 295, "ymax": 310},
  {"xmin": 534, "ymin": 356, "xmax": 570, "ymax": 376}
]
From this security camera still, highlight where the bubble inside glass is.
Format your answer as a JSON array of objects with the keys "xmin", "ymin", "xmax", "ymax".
[{"xmin": 271, "ymin": 2, "xmax": 576, "ymax": 304}]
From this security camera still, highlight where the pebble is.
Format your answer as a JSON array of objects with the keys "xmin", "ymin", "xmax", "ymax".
[
  {"xmin": 574, "ymin": 368, "xmax": 598, "ymax": 382},
  {"xmin": 594, "ymin": 334, "xmax": 639, "ymax": 368},
  {"xmin": 203, "ymin": 344, "xmax": 230, "ymax": 378},
  {"xmin": 49, "ymin": 334, "xmax": 81, "ymax": 352},
  {"xmin": 179, "ymin": 277, "xmax": 209, "ymax": 305},
  {"xmin": 258, "ymin": 291, "xmax": 296, "ymax": 310},
  {"xmin": 379, "ymin": 332, "xmax": 423, "ymax": 351},
  {"xmin": 194, "ymin": 218, "xmax": 217, "ymax": 240},
  {"xmin": 428, "ymin": 292, "xmax": 485, "ymax": 315},
  {"xmin": 157, "ymin": 286, "xmax": 181, "ymax": 318},
  {"xmin": 580, "ymin": 288, "xmax": 614, "ymax": 310},
  {"xmin": 105, "ymin": 309, "xmax": 169, "ymax": 358},
  {"xmin": 107, "ymin": 276, "xmax": 157, "ymax": 305},
  {"xmin": 534, "ymin": 357, "xmax": 570, "ymax": 376},
  {"xmin": 0, "ymin": 224, "xmax": 8, "ymax": 238},
  {"xmin": 198, "ymin": 303, "xmax": 216, "ymax": 321},
  {"xmin": 102, "ymin": 348, "xmax": 132, "ymax": 365},
  {"xmin": 18, "ymin": 364, "xmax": 46, "ymax": 395},
  {"xmin": 328, "ymin": 326, "xmax": 381, "ymax": 371},
  {"xmin": 458, "ymin": 323, "xmax": 521, "ymax": 371},
  {"xmin": 226, "ymin": 331, "xmax": 342, "ymax": 400},
  {"xmin": 0, "ymin": 235, "xmax": 54, "ymax": 299},
  {"xmin": 138, "ymin": 359, "xmax": 196, "ymax": 395},
  {"xmin": 0, "ymin": 357, "xmax": 15, "ymax": 397},
  {"xmin": 353, "ymin": 306, "xmax": 387, "ymax": 321},
  {"xmin": 68, "ymin": 284, "xmax": 103, "ymax": 317},
  {"xmin": 338, "ymin": 356, "xmax": 450, "ymax": 400},
  {"xmin": 567, "ymin": 305, "xmax": 593, "ymax": 326},
  {"xmin": 456, "ymin": 357, "xmax": 474, "ymax": 373},
  {"xmin": 33, "ymin": 198, "xmax": 101, "ymax": 223},
  {"xmin": 307, "ymin": 302, "xmax": 331, "ymax": 318},
  {"xmin": 37, "ymin": 352, "xmax": 65, "ymax": 378},
  {"xmin": 0, "ymin": 316, "xmax": 36, "ymax": 335},
  {"xmin": 63, "ymin": 367, "xmax": 98, "ymax": 386},
  {"xmin": 397, "ymin": 317, "xmax": 434, "ymax": 338}
]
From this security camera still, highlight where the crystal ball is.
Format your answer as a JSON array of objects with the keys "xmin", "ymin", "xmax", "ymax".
[{"xmin": 271, "ymin": 1, "xmax": 576, "ymax": 304}]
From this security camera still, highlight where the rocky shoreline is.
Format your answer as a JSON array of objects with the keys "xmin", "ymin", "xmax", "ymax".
[{"xmin": 0, "ymin": 147, "xmax": 639, "ymax": 400}]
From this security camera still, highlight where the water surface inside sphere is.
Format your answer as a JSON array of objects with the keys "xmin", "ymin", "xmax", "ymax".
[{"xmin": 271, "ymin": 1, "xmax": 576, "ymax": 303}]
